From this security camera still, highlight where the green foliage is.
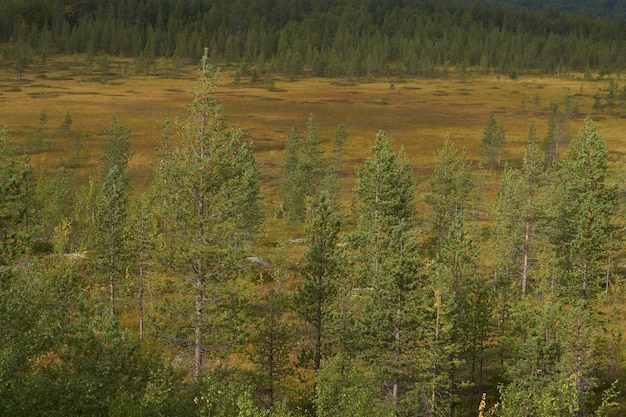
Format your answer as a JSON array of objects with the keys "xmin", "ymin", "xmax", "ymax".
[
  {"xmin": 0, "ymin": 256, "xmax": 178, "ymax": 417},
  {"xmin": 293, "ymin": 192, "xmax": 341, "ymax": 373},
  {"xmin": 99, "ymin": 115, "xmax": 132, "ymax": 184},
  {"xmin": 316, "ymin": 354, "xmax": 388, "ymax": 417},
  {"xmin": 95, "ymin": 164, "xmax": 129, "ymax": 316},
  {"xmin": 549, "ymin": 118, "xmax": 618, "ymax": 299},
  {"xmin": 280, "ymin": 126, "xmax": 308, "ymax": 222},
  {"xmin": 4, "ymin": 0, "xmax": 625, "ymax": 80},
  {"xmin": 543, "ymin": 102, "xmax": 571, "ymax": 168},
  {"xmin": 60, "ymin": 111, "xmax": 71, "ymax": 136},
  {"xmin": 423, "ymin": 137, "xmax": 479, "ymax": 257},
  {"xmin": 151, "ymin": 53, "xmax": 262, "ymax": 380},
  {"xmin": 35, "ymin": 166, "xmax": 74, "ymax": 241},
  {"xmin": 280, "ymin": 115, "xmax": 326, "ymax": 222},
  {"xmin": 481, "ymin": 112, "xmax": 506, "ymax": 172},
  {"xmin": 0, "ymin": 125, "xmax": 35, "ymax": 265},
  {"xmin": 194, "ymin": 368, "xmax": 270, "ymax": 417},
  {"xmin": 343, "ymin": 131, "xmax": 423, "ymax": 413}
]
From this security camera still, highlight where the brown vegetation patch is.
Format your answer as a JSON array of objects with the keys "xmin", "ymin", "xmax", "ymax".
[
  {"xmin": 27, "ymin": 92, "xmax": 61, "ymax": 98},
  {"xmin": 46, "ymin": 76, "xmax": 74, "ymax": 81}
]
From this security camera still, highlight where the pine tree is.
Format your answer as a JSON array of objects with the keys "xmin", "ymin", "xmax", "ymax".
[
  {"xmin": 99, "ymin": 115, "xmax": 132, "ymax": 184},
  {"xmin": 419, "ymin": 261, "xmax": 460, "ymax": 417},
  {"xmin": 549, "ymin": 118, "xmax": 618, "ymax": 300},
  {"xmin": 481, "ymin": 112, "xmax": 505, "ymax": 172},
  {"xmin": 280, "ymin": 125, "xmax": 308, "ymax": 221},
  {"xmin": 346, "ymin": 131, "xmax": 421, "ymax": 414},
  {"xmin": 293, "ymin": 192, "xmax": 341, "ymax": 374},
  {"xmin": 61, "ymin": 111, "xmax": 72, "ymax": 136},
  {"xmin": 95, "ymin": 164, "xmax": 128, "ymax": 317},
  {"xmin": 279, "ymin": 115, "xmax": 326, "ymax": 222},
  {"xmin": 438, "ymin": 213, "xmax": 487, "ymax": 412},
  {"xmin": 543, "ymin": 102, "xmax": 571, "ymax": 168},
  {"xmin": 151, "ymin": 53, "xmax": 262, "ymax": 381},
  {"xmin": 352, "ymin": 131, "xmax": 415, "ymax": 286},
  {"xmin": 423, "ymin": 137, "xmax": 478, "ymax": 257},
  {"xmin": 36, "ymin": 167, "xmax": 74, "ymax": 242},
  {"xmin": 331, "ymin": 124, "xmax": 348, "ymax": 174},
  {"xmin": 493, "ymin": 138, "xmax": 544, "ymax": 300}
]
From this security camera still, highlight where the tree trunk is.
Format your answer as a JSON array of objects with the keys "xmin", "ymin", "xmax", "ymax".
[
  {"xmin": 109, "ymin": 255, "xmax": 115, "ymax": 317},
  {"xmin": 392, "ymin": 293, "xmax": 402, "ymax": 414},
  {"xmin": 522, "ymin": 215, "xmax": 530, "ymax": 298},
  {"xmin": 194, "ymin": 279, "xmax": 203, "ymax": 381}
]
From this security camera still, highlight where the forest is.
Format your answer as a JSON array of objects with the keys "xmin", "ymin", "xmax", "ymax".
[
  {"xmin": 2, "ymin": 1, "xmax": 626, "ymax": 417},
  {"xmin": 4, "ymin": 0, "xmax": 626, "ymax": 80}
]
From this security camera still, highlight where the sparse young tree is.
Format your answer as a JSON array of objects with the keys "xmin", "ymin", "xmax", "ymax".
[
  {"xmin": 543, "ymin": 102, "xmax": 571, "ymax": 168},
  {"xmin": 61, "ymin": 111, "xmax": 72, "ymax": 136},
  {"xmin": 95, "ymin": 164, "xmax": 128, "ymax": 317},
  {"xmin": 38, "ymin": 109, "xmax": 48, "ymax": 132},
  {"xmin": 280, "ymin": 125, "xmax": 308, "ymax": 221},
  {"xmin": 481, "ymin": 112, "xmax": 505, "ymax": 172},
  {"xmin": 280, "ymin": 115, "xmax": 326, "ymax": 221},
  {"xmin": 99, "ymin": 115, "xmax": 132, "ymax": 183}
]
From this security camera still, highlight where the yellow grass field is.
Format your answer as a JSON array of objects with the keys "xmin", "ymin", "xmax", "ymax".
[{"xmin": 1, "ymin": 55, "xmax": 625, "ymax": 212}]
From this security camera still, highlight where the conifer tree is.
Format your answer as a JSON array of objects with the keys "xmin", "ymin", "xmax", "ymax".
[
  {"xmin": 93, "ymin": 116, "xmax": 133, "ymax": 317},
  {"xmin": 352, "ymin": 131, "xmax": 415, "ymax": 286},
  {"xmin": 151, "ymin": 52, "xmax": 262, "ymax": 381},
  {"xmin": 95, "ymin": 164, "xmax": 128, "ymax": 317},
  {"xmin": 331, "ymin": 124, "xmax": 348, "ymax": 174},
  {"xmin": 280, "ymin": 115, "xmax": 325, "ymax": 222},
  {"xmin": 418, "ymin": 261, "xmax": 460, "ymax": 417},
  {"xmin": 543, "ymin": 102, "xmax": 571, "ymax": 168},
  {"xmin": 481, "ymin": 112, "xmax": 505, "ymax": 172},
  {"xmin": 36, "ymin": 167, "xmax": 74, "ymax": 242},
  {"xmin": 423, "ymin": 138, "xmax": 478, "ymax": 257},
  {"xmin": 493, "ymin": 138, "xmax": 544, "ymax": 300},
  {"xmin": 99, "ymin": 115, "xmax": 132, "ymax": 183},
  {"xmin": 250, "ymin": 252, "xmax": 295, "ymax": 409},
  {"xmin": 293, "ymin": 192, "xmax": 341, "ymax": 374},
  {"xmin": 549, "ymin": 118, "xmax": 618, "ymax": 299},
  {"xmin": 280, "ymin": 125, "xmax": 308, "ymax": 221},
  {"xmin": 347, "ymin": 131, "xmax": 421, "ymax": 414}
]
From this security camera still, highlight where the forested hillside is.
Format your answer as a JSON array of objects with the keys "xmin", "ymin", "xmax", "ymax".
[
  {"xmin": 3, "ymin": 0, "xmax": 626, "ymax": 80},
  {"xmin": 472, "ymin": 0, "xmax": 626, "ymax": 17},
  {"xmin": 2, "ymin": 1, "xmax": 626, "ymax": 417}
]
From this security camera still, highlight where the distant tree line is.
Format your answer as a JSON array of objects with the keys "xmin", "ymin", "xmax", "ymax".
[{"xmin": 2, "ymin": 0, "xmax": 626, "ymax": 79}]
